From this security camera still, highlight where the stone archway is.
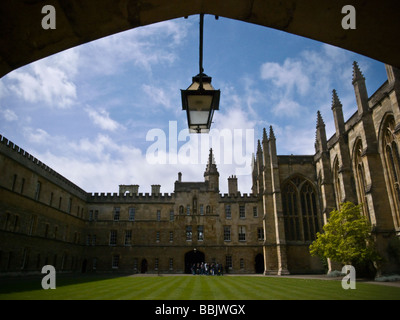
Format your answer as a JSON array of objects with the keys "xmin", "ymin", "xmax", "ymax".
[
  {"xmin": 1, "ymin": 1, "xmax": 400, "ymax": 78},
  {"xmin": 184, "ymin": 249, "xmax": 205, "ymax": 274}
]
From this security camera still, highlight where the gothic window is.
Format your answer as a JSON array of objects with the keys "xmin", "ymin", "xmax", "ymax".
[
  {"xmin": 282, "ymin": 177, "xmax": 320, "ymax": 242},
  {"xmin": 382, "ymin": 118, "xmax": 400, "ymax": 229},
  {"xmin": 282, "ymin": 182, "xmax": 300, "ymax": 241},
  {"xmin": 300, "ymin": 182, "xmax": 319, "ymax": 241},
  {"xmin": 333, "ymin": 158, "xmax": 342, "ymax": 209},
  {"xmin": 354, "ymin": 140, "xmax": 369, "ymax": 220}
]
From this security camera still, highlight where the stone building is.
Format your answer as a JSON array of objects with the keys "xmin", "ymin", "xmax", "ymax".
[{"xmin": 0, "ymin": 62, "xmax": 400, "ymax": 275}]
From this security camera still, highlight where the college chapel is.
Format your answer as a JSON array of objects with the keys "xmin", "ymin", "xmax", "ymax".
[{"xmin": 1, "ymin": 62, "xmax": 400, "ymax": 276}]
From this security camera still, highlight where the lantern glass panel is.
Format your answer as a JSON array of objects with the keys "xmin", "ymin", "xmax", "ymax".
[{"xmin": 187, "ymin": 95, "xmax": 213, "ymax": 111}]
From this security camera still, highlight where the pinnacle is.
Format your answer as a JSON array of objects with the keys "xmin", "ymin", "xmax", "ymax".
[
  {"xmin": 257, "ymin": 139, "xmax": 262, "ymax": 153},
  {"xmin": 262, "ymin": 127, "xmax": 268, "ymax": 143},
  {"xmin": 205, "ymin": 148, "xmax": 217, "ymax": 174},
  {"xmin": 316, "ymin": 110, "xmax": 325, "ymax": 128},
  {"xmin": 269, "ymin": 126, "xmax": 275, "ymax": 140},
  {"xmin": 352, "ymin": 61, "xmax": 365, "ymax": 84},
  {"xmin": 331, "ymin": 89, "xmax": 342, "ymax": 109}
]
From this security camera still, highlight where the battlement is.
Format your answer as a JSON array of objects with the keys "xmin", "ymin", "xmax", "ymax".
[
  {"xmin": 0, "ymin": 134, "xmax": 88, "ymax": 200},
  {"xmin": 88, "ymin": 192, "xmax": 174, "ymax": 203},
  {"xmin": 219, "ymin": 193, "xmax": 258, "ymax": 201}
]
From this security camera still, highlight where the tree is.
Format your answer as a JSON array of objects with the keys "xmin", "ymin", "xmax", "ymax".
[{"xmin": 309, "ymin": 202, "xmax": 380, "ymax": 266}]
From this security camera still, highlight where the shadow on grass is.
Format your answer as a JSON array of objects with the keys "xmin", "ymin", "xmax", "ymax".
[{"xmin": 0, "ymin": 272, "xmax": 126, "ymax": 295}]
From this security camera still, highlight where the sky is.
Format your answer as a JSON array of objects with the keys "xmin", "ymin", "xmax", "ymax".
[{"xmin": 0, "ymin": 15, "xmax": 388, "ymax": 195}]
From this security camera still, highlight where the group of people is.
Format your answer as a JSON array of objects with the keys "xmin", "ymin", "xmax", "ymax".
[{"xmin": 191, "ymin": 262, "xmax": 224, "ymax": 275}]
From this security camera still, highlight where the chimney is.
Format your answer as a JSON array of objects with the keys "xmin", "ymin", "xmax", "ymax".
[
  {"xmin": 178, "ymin": 172, "xmax": 182, "ymax": 182},
  {"xmin": 132, "ymin": 185, "xmax": 139, "ymax": 195},
  {"xmin": 151, "ymin": 185, "xmax": 161, "ymax": 196},
  {"xmin": 119, "ymin": 184, "xmax": 139, "ymax": 195},
  {"xmin": 228, "ymin": 175, "xmax": 238, "ymax": 195}
]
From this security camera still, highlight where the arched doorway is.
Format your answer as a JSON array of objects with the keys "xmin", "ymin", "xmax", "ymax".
[
  {"xmin": 140, "ymin": 259, "xmax": 148, "ymax": 273},
  {"xmin": 184, "ymin": 250, "xmax": 205, "ymax": 274},
  {"xmin": 255, "ymin": 254, "xmax": 264, "ymax": 274}
]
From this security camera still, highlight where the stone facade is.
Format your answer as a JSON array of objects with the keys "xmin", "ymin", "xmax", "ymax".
[{"xmin": 1, "ymin": 62, "xmax": 400, "ymax": 276}]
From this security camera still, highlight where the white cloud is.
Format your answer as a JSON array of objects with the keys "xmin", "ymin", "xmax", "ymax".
[
  {"xmin": 272, "ymin": 98, "xmax": 303, "ymax": 117},
  {"xmin": 261, "ymin": 59, "xmax": 310, "ymax": 96},
  {"xmin": 2, "ymin": 108, "xmax": 18, "ymax": 121},
  {"xmin": 273, "ymin": 125, "xmax": 316, "ymax": 155},
  {"xmin": 32, "ymin": 133, "xmax": 191, "ymax": 194},
  {"xmin": 79, "ymin": 20, "xmax": 188, "ymax": 75},
  {"xmin": 85, "ymin": 107, "xmax": 122, "ymax": 131},
  {"xmin": 258, "ymin": 43, "xmax": 361, "ymax": 121},
  {"xmin": 0, "ymin": 80, "xmax": 8, "ymax": 99},
  {"xmin": 142, "ymin": 84, "xmax": 174, "ymax": 110},
  {"xmin": 6, "ymin": 48, "xmax": 78, "ymax": 108},
  {"xmin": 24, "ymin": 128, "xmax": 51, "ymax": 144}
]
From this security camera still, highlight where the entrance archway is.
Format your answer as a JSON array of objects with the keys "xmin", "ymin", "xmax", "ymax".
[
  {"xmin": 184, "ymin": 250, "xmax": 205, "ymax": 274},
  {"xmin": 255, "ymin": 254, "xmax": 264, "ymax": 274}
]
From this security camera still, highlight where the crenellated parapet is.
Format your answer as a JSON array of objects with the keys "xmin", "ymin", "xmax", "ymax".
[
  {"xmin": 0, "ymin": 134, "xmax": 87, "ymax": 200},
  {"xmin": 219, "ymin": 193, "xmax": 259, "ymax": 202},
  {"xmin": 88, "ymin": 192, "xmax": 174, "ymax": 203}
]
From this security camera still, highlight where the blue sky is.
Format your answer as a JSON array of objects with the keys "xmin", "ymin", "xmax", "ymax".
[{"xmin": 0, "ymin": 15, "xmax": 388, "ymax": 194}]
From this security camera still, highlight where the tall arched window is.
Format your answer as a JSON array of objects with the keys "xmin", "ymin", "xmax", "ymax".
[
  {"xmin": 382, "ymin": 118, "xmax": 400, "ymax": 229},
  {"xmin": 282, "ymin": 182, "xmax": 300, "ymax": 241},
  {"xmin": 333, "ymin": 158, "xmax": 342, "ymax": 209},
  {"xmin": 300, "ymin": 181, "xmax": 319, "ymax": 241},
  {"xmin": 282, "ymin": 177, "xmax": 320, "ymax": 242},
  {"xmin": 354, "ymin": 140, "xmax": 369, "ymax": 220}
]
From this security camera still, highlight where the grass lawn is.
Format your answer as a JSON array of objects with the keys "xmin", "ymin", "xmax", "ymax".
[{"xmin": 0, "ymin": 274, "xmax": 399, "ymax": 300}]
